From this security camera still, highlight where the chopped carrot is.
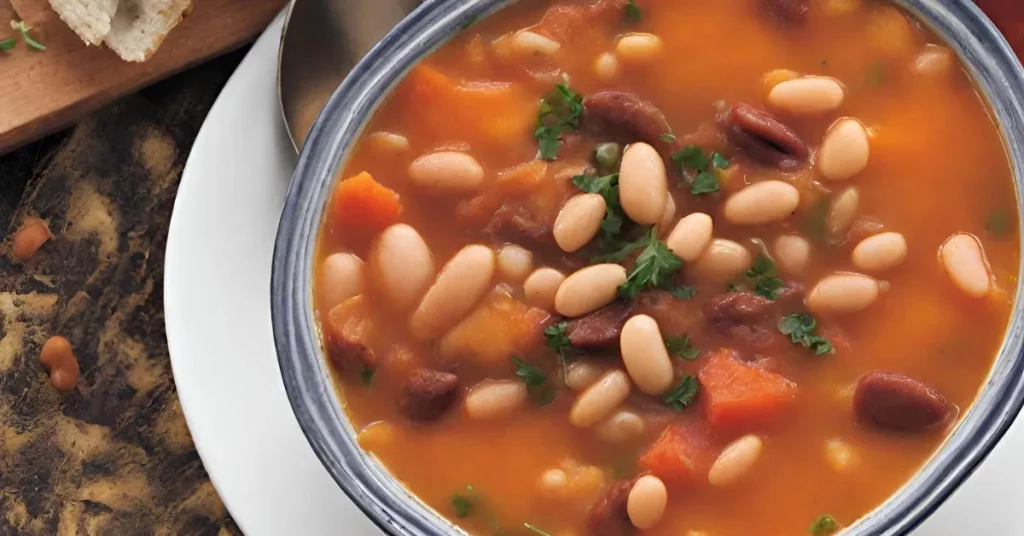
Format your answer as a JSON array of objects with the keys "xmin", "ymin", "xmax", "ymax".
[
  {"xmin": 698, "ymin": 349, "xmax": 798, "ymax": 430},
  {"xmin": 437, "ymin": 288, "xmax": 550, "ymax": 368},
  {"xmin": 400, "ymin": 64, "xmax": 455, "ymax": 104},
  {"xmin": 330, "ymin": 171, "xmax": 401, "ymax": 235},
  {"xmin": 637, "ymin": 419, "xmax": 714, "ymax": 486}
]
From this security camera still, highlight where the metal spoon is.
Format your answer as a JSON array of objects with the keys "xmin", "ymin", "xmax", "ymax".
[{"xmin": 278, "ymin": 0, "xmax": 421, "ymax": 151}]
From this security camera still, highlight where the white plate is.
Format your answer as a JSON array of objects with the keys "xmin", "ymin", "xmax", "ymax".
[{"xmin": 165, "ymin": 15, "xmax": 1022, "ymax": 536}]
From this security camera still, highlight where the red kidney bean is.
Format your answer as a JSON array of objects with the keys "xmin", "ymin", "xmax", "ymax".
[
  {"xmin": 721, "ymin": 103, "xmax": 809, "ymax": 171},
  {"xmin": 854, "ymin": 371, "xmax": 955, "ymax": 432},
  {"xmin": 582, "ymin": 91, "xmax": 672, "ymax": 149}
]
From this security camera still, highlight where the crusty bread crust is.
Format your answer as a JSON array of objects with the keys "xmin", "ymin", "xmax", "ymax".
[{"xmin": 104, "ymin": 0, "xmax": 194, "ymax": 62}]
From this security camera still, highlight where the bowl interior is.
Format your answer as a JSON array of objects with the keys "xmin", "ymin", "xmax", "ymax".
[{"xmin": 271, "ymin": 1, "xmax": 1024, "ymax": 535}]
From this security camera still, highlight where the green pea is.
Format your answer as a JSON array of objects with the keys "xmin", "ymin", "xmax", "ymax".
[{"xmin": 594, "ymin": 142, "xmax": 622, "ymax": 170}]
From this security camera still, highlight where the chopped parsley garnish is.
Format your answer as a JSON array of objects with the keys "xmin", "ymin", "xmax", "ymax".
[
  {"xmin": 624, "ymin": 0, "xmax": 642, "ymax": 22},
  {"xmin": 662, "ymin": 375, "xmax": 699, "ymax": 410},
  {"xmin": 512, "ymin": 356, "xmax": 556, "ymax": 405},
  {"xmin": 779, "ymin": 313, "xmax": 835, "ymax": 356},
  {"xmin": 672, "ymin": 145, "xmax": 729, "ymax": 195},
  {"xmin": 986, "ymin": 208, "xmax": 1011, "ymax": 236},
  {"xmin": 543, "ymin": 321, "xmax": 573, "ymax": 381},
  {"xmin": 665, "ymin": 336, "xmax": 700, "ymax": 360},
  {"xmin": 660, "ymin": 132, "xmax": 676, "ymax": 142},
  {"xmin": 535, "ymin": 82, "xmax": 584, "ymax": 160},
  {"xmin": 619, "ymin": 227, "xmax": 685, "ymax": 299},
  {"xmin": 669, "ymin": 284, "xmax": 696, "ymax": 299},
  {"xmin": 11, "ymin": 21, "xmax": 45, "ymax": 51},
  {"xmin": 451, "ymin": 487, "xmax": 475, "ymax": 518},
  {"xmin": 746, "ymin": 253, "xmax": 785, "ymax": 300},
  {"xmin": 0, "ymin": 37, "xmax": 15, "ymax": 51},
  {"xmin": 572, "ymin": 172, "xmax": 627, "ymax": 253},
  {"xmin": 808, "ymin": 514, "xmax": 840, "ymax": 535},
  {"xmin": 359, "ymin": 365, "xmax": 375, "ymax": 387},
  {"xmin": 524, "ymin": 523, "xmax": 555, "ymax": 536}
]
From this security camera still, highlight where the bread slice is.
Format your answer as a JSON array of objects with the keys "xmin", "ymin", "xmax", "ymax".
[
  {"xmin": 103, "ymin": 0, "xmax": 193, "ymax": 62},
  {"xmin": 48, "ymin": 0, "xmax": 120, "ymax": 46}
]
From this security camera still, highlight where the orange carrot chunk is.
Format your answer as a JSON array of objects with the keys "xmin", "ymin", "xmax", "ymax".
[
  {"xmin": 698, "ymin": 348, "xmax": 798, "ymax": 430},
  {"xmin": 330, "ymin": 171, "xmax": 401, "ymax": 235},
  {"xmin": 637, "ymin": 419, "xmax": 713, "ymax": 486}
]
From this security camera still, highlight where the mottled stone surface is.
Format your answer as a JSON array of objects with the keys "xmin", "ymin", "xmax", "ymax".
[{"xmin": 0, "ymin": 51, "xmax": 248, "ymax": 536}]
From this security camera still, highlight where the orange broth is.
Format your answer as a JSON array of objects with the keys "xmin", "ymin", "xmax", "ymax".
[{"xmin": 314, "ymin": 1, "xmax": 1019, "ymax": 534}]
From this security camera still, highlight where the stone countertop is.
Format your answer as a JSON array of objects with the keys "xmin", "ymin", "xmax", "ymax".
[{"xmin": 0, "ymin": 50, "xmax": 247, "ymax": 536}]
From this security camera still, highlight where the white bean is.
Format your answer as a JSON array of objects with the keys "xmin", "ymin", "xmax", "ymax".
[
  {"xmin": 370, "ymin": 224, "xmax": 435, "ymax": 310},
  {"xmin": 555, "ymin": 264, "xmax": 628, "ymax": 317},
  {"xmin": 538, "ymin": 469, "xmax": 568, "ymax": 494},
  {"xmin": 708, "ymin": 434, "xmax": 764, "ymax": 487},
  {"xmin": 767, "ymin": 76, "xmax": 845, "ymax": 116},
  {"xmin": 554, "ymin": 193, "xmax": 606, "ymax": 252},
  {"xmin": 825, "ymin": 438, "xmax": 857, "ymax": 472},
  {"xmin": 851, "ymin": 232, "xmax": 907, "ymax": 272},
  {"xmin": 723, "ymin": 181, "xmax": 800, "ymax": 225},
  {"xmin": 657, "ymin": 195, "xmax": 677, "ymax": 237},
  {"xmin": 367, "ymin": 132, "xmax": 410, "ymax": 154},
  {"xmin": 411, "ymin": 245, "xmax": 495, "ymax": 338},
  {"xmin": 627, "ymin": 475, "xmax": 668, "ymax": 530},
  {"xmin": 496, "ymin": 244, "xmax": 534, "ymax": 282},
  {"xmin": 939, "ymin": 232, "xmax": 992, "ymax": 298},
  {"xmin": 666, "ymin": 212, "xmax": 713, "ymax": 262},
  {"xmin": 619, "ymin": 315, "xmax": 674, "ymax": 395},
  {"xmin": 913, "ymin": 44, "xmax": 954, "ymax": 77},
  {"xmin": 690, "ymin": 239, "xmax": 752, "ymax": 284},
  {"xmin": 566, "ymin": 361, "xmax": 604, "ymax": 391},
  {"xmin": 806, "ymin": 272, "xmax": 880, "ymax": 314},
  {"xmin": 408, "ymin": 151, "xmax": 484, "ymax": 193},
  {"xmin": 818, "ymin": 118, "xmax": 871, "ymax": 181},
  {"xmin": 774, "ymin": 234, "xmax": 811, "ymax": 275},
  {"xmin": 319, "ymin": 253, "xmax": 365, "ymax": 309},
  {"xmin": 569, "ymin": 370, "xmax": 631, "ymax": 427},
  {"xmin": 618, "ymin": 142, "xmax": 668, "ymax": 225},
  {"xmin": 464, "ymin": 380, "xmax": 528, "ymax": 419},
  {"xmin": 523, "ymin": 267, "xmax": 566, "ymax": 311},
  {"xmin": 615, "ymin": 33, "xmax": 663, "ymax": 63},
  {"xmin": 511, "ymin": 30, "xmax": 561, "ymax": 57},
  {"xmin": 595, "ymin": 410, "xmax": 645, "ymax": 444},
  {"xmin": 595, "ymin": 52, "xmax": 620, "ymax": 81},
  {"xmin": 828, "ymin": 187, "xmax": 860, "ymax": 238}
]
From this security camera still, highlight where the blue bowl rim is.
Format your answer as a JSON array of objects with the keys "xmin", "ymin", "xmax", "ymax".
[{"xmin": 271, "ymin": 1, "xmax": 1024, "ymax": 534}]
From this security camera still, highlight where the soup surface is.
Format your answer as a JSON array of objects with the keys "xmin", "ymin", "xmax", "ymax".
[{"xmin": 313, "ymin": 1, "xmax": 1020, "ymax": 534}]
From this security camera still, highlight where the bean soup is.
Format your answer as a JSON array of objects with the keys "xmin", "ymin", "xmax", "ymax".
[{"xmin": 313, "ymin": 0, "xmax": 1020, "ymax": 534}]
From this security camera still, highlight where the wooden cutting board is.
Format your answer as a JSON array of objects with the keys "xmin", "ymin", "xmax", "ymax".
[{"xmin": 0, "ymin": 0, "xmax": 287, "ymax": 154}]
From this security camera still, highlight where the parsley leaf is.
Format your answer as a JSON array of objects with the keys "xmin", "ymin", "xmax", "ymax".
[
  {"xmin": 672, "ymin": 146, "xmax": 728, "ymax": 195},
  {"xmin": 690, "ymin": 171, "xmax": 719, "ymax": 195},
  {"xmin": 12, "ymin": 21, "xmax": 44, "ymax": 51},
  {"xmin": 662, "ymin": 375, "xmax": 699, "ymax": 410},
  {"xmin": 451, "ymin": 487, "xmax": 475, "ymax": 518},
  {"xmin": 535, "ymin": 82, "xmax": 583, "ymax": 161},
  {"xmin": 779, "ymin": 313, "xmax": 835, "ymax": 356},
  {"xmin": 665, "ymin": 336, "xmax": 700, "ymax": 360},
  {"xmin": 360, "ymin": 365, "xmax": 375, "ymax": 387},
  {"xmin": 672, "ymin": 145, "xmax": 707, "ymax": 172},
  {"xmin": 543, "ymin": 321, "xmax": 573, "ymax": 382},
  {"xmin": 746, "ymin": 253, "xmax": 785, "ymax": 300},
  {"xmin": 512, "ymin": 356, "xmax": 556, "ymax": 405},
  {"xmin": 668, "ymin": 283, "xmax": 696, "ymax": 299},
  {"xmin": 808, "ymin": 514, "xmax": 840, "ymax": 535},
  {"xmin": 525, "ymin": 523, "xmax": 555, "ymax": 536},
  {"xmin": 0, "ymin": 37, "xmax": 15, "ymax": 51},
  {"xmin": 619, "ymin": 228, "xmax": 684, "ymax": 299}
]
